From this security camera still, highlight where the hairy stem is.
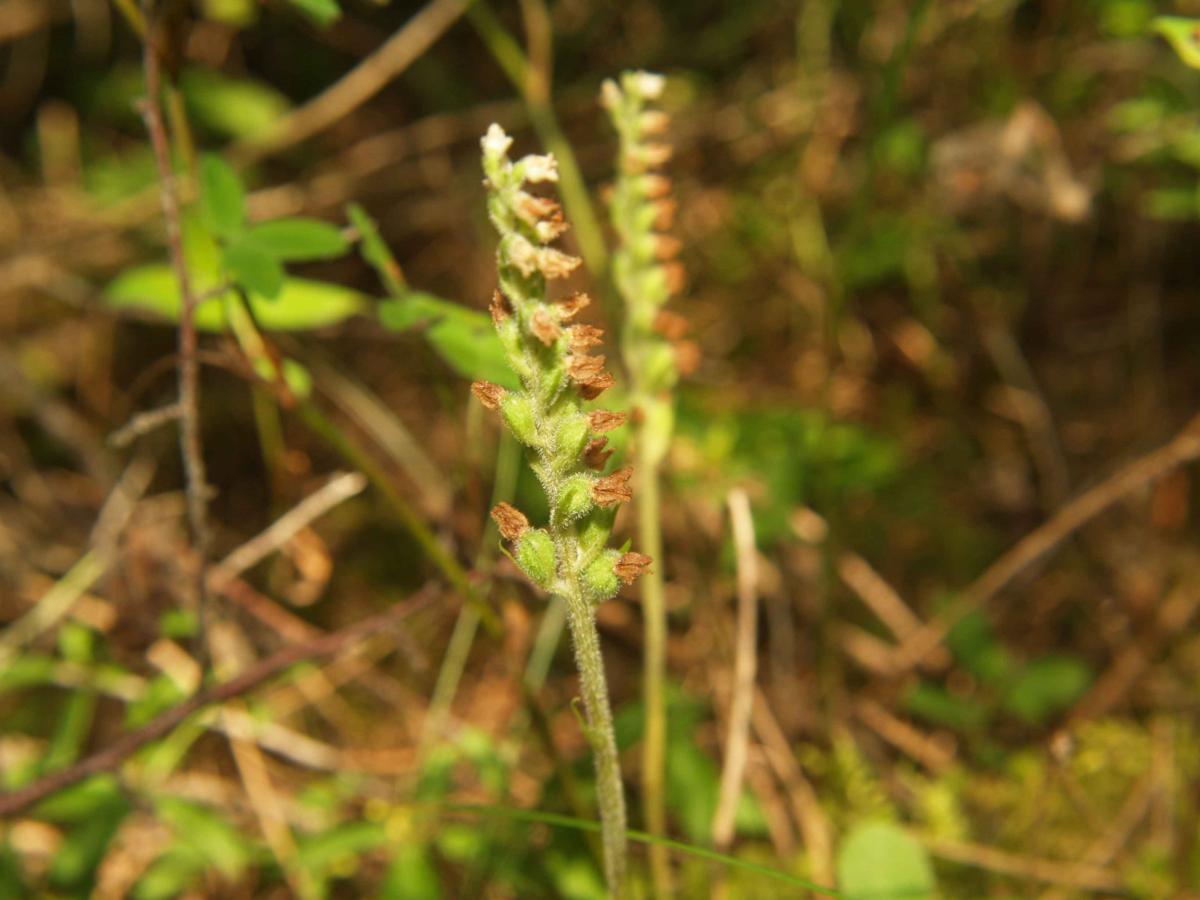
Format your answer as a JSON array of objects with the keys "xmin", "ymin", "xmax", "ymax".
[{"xmin": 561, "ymin": 571, "xmax": 627, "ymax": 895}]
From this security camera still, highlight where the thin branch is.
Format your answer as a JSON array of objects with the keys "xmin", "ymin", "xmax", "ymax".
[
  {"xmin": 209, "ymin": 471, "xmax": 367, "ymax": 587},
  {"xmin": 140, "ymin": 7, "xmax": 211, "ymax": 647},
  {"xmin": 0, "ymin": 586, "xmax": 437, "ymax": 817},
  {"xmin": 235, "ymin": 0, "xmax": 469, "ymax": 164},
  {"xmin": 712, "ymin": 489, "xmax": 760, "ymax": 850},
  {"xmin": 108, "ymin": 402, "xmax": 181, "ymax": 448}
]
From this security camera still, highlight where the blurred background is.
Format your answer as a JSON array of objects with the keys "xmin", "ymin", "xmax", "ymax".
[{"xmin": 3, "ymin": 0, "xmax": 1200, "ymax": 896}]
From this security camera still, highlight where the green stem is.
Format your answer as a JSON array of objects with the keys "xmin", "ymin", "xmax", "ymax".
[
  {"xmin": 561, "ymin": 573, "xmax": 627, "ymax": 896},
  {"xmin": 636, "ymin": 451, "xmax": 670, "ymax": 896}
]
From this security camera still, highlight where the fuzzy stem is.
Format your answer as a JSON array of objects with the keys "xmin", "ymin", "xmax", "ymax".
[{"xmin": 560, "ymin": 570, "xmax": 627, "ymax": 896}]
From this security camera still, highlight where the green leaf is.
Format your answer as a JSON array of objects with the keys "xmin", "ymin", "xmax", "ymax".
[
  {"xmin": 1003, "ymin": 655, "xmax": 1092, "ymax": 725},
  {"xmin": 296, "ymin": 821, "xmax": 385, "ymax": 877},
  {"xmin": 199, "ymin": 154, "xmax": 245, "ymax": 237},
  {"xmin": 105, "ymin": 265, "xmax": 366, "ymax": 332},
  {"xmin": 378, "ymin": 292, "xmax": 519, "ymax": 389},
  {"xmin": 287, "ymin": 0, "xmax": 342, "ymax": 27},
  {"xmin": 223, "ymin": 240, "xmax": 285, "ymax": 299},
  {"xmin": 1154, "ymin": 17, "xmax": 1200, "ymax": 69},
  {"xmin": 837, "ymin": 821, "xmax": 935, "ymax": 900},
  {"xmin": 180, "ymin": 68, "xmax": 291, "ymax": 140},
  {"xmin": 244, "ymin": 218, "xmax": 350, "ymax": 261}
]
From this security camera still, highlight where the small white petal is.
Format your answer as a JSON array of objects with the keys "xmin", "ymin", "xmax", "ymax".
[
  {"xmin": 600, "ymin": 79, "xmax": 622, "ymax": 110},
  {"xmin": 520, "ymin": 153, "xmax": 559, "ymax": 183},
  {"xmin": 482, "ymin": 123, "xmax": 513, "ymax": 159},
  {"xmin": 631, "ymin": 71, "xmax": 665, "ymax": 98}
]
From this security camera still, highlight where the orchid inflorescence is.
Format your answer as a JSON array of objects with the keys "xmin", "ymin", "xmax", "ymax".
[
  {"xmin": 473, "ymin": 122, "xmax": 651, "ymax": 894},
  {"xmin": 602, "ymin": 71, "xmax": 695, "ymax": 464},
  {"xmin": 473, "ymin": 124, "xmax": 650, "ymax": 603}
]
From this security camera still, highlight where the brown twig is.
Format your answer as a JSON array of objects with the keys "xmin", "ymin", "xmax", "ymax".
[
  {"xmin": 140, "ymin": 6, "xmax": 211, "ymax": 649},
  {"xmin": 0, "ymin": 586, "xmax": 437, "ymax": 818},
  {"xmin": 233, "ymin": 0, "xmax": 469, "ymax": 164},
  {"xmin": 208, "ymin": 471, "xmax": 367, "ymax": 588},
  {"xmin": 892, "ymin": 413, "xmax": 1200, "ymax": 672}
]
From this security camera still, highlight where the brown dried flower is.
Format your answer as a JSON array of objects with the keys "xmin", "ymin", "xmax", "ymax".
[
  {"xmin": 591, "ymin": 466, "xmax": 633, "ymax": 507},
  {"xmin": 537, "ymin": 247, "xmax": 582, "ymax": 279},
  {"xmin": 569, "ymin": 324, "xmax": 605, "ymax": 352},
  {"xmin": 654, "ymin": 199, "xmax": 678, "ymax": 230},
  {"xmin": 567, "ymin": 354, "xmax": 608, "ymax": 382},
  {"xmin": 587, "ymin": 410, "xmax": 628, "ymax": 433},
  {"xmin": 490, "ymin": 290, "xmax": 512, "ymax": 324},
  {"xmin": 583, "ymin": 437, "xmax": 613, "ymax": 470},
  {"xmin": 530, "ymin": 308, "xmax": 561, "ymax": 346},
  {"xmin": 643, "ymin": 174, "xmax": 672, "ymax": 199},
  {"xmin": 653, "ymin": 310, "xmax": 690, "ymax": 341},
  {"xmin": 674, "ymin": 340, "xmax": 702, "ymax": 377},
  {"xmin": 491, "ymin": 502, "xmax": 530, "ymax": 541},
  {"xmin": 655, "ymin": 235, "xmax": 683, "ymax": 261},
  {"xmin": 578, "ymin": 371, "xmax": 615, "ymax": 400},
  {"xmin": 615, "ymin": 551, "xmax": 653, "ymax": 585},
  {"xmin": 556, "ymin": 292, "xmax": 591, "ymax": 320},
  {"xmin": 663, "ymin": 261, "xmax": 687, "ymax": 295},
  {"xmin": 471, "ymin": 381, "xmax": 505, "ymax": 410}
]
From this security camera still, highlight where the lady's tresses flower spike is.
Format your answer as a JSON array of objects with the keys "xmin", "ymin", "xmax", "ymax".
[
  {"xmin": 474, "ymin": 124, "xmax": 648, "ymax": 603},
  {"xmin": 476, "ymin": 124, "xmax": 637, "ymax": 893},
  {"xmin": 604, "ymin": 71, "xmax": 695, "ymax": 446}
]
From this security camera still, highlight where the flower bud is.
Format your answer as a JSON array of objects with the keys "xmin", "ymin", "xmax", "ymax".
[
  {"xmin": 556, "ymin": 414, "xmax": 590, "ymax": 462},
  {"xmin": 577, "ymin": 508, "xmax": 616, "ymax": 557},
  {"xmin": 582, "ymin": 549, "xmax": 622, "ymax": 602},
  {"xmin": 555, "ymin": 473, "xmax": 595, "ymax": 523},
  {"xmin": 500, "ymin": 391, "xmax": 539, "ymax": 446},
  {"xmin": 515, "ymin": 528, "xmax": 556, "ymax": 589}
]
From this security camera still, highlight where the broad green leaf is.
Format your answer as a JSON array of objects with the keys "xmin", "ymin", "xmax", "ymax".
[
  {"xmin": 223, "ymin": 240, "xmax": 284, "ymax": 299},
  {"xmin": 1154, "ymin": 17, "xmax": 1200, "ymax": 69},
  {"xmin": 105, "ymin": 265, "xmax": 366, "ymax": 332},
  {"xmin": 199, "ymin": 154, "xmax": 245, "ymax": 238},
  {"xmin": 181, "ymin": 68, "xmax": 291, "ymax": 139},
  {"xmin": 1003, "ymin": 655, "xmax": 1092, "ymax": 725},
  {"xmin": 287, "ymin": 0, "xmax": 342, "ymax": 27},
  {"xmin": 837, "ymin": 821, "xmax": 935, "ymax": 900},
  {"xmin": 244, "ymin": 217, "xmax": 349, "ymax": 261},
  {"xmin": 378, "ymin": 292, "xmax": 519, "ymax": 388}
]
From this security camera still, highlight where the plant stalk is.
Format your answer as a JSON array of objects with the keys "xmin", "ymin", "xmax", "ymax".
[
  {"xmin": 561, "ymin": 571, "xmax": 627, "ymax": 896},
  {"xmin": 636, "ymin": 450, "xmax": 670, "ymax": 895}
]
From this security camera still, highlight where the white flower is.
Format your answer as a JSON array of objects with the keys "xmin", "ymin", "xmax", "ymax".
[
  {"xmin": 482, "ymin": 123, "xmax": 513, "ymax": 159},
  {"xmin": 630, "ymin": 71, "xmax": 665, "ymax": 99},
  {"xmin": 521, "ymin": 154, "xmax": 559, "ymax": 183}
]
